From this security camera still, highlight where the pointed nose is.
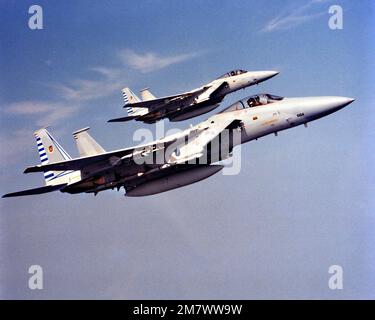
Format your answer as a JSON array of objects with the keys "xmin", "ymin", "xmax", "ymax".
[
  {"xmin": 289, "ymin": 96, "xmax": 355, "ymax": 119},
  {"xmin": 249, "ymin": 70, "xmax": 279, "ymax": 84},
  {"xmin": 322, "ymin": 96, "xmax": 355, "ymax": 111},
  {"xmin": 260, "ymin": 70, "xmax": 279, "ymax": 81}
]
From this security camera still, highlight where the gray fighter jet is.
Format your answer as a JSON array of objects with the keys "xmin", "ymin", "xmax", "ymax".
[
  {"xmin": 108, "ymin": 69, "xmax": 279, "ymax": 124},
  {"xmin": 2, "ymin": 94, "xmax": 354, "ymax": 198}
]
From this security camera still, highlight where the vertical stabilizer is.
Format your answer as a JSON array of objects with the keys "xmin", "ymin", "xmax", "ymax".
[
  {"xmin": 72, "ymin": 127, "xmax": 105, "ymax": 157},
  {"xmin": 121, "ymin": 87, "xmax": 148, "ymax": 116},
  {"xmin": 139, "ymin": 88, "xmax": 156, "ymax": 101},
  {"xmin": 34, "ymin": 128, "xmax": 73, "ymax": 185}
]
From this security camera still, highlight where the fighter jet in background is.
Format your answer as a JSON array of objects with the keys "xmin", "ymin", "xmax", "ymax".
[
  {"xmin": 108, "ymin": 69, "xmax": 279, "ymax": 124},
  {"xmin": 2, "ymin": 94, "xmax": 354, "ymax": 198}
]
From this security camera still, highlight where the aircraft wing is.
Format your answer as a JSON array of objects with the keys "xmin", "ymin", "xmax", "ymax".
[
  {"xmin": 2, "ymin": 183, "xmax": 67, "ymax": 198},
  {"xmin": 24, "ymin": 115, "xmax": 241, "ymax": 174},
  {"xmin": 196, "ymin": 81, "xmax": 228, "ymax": 102},
  {"xmin": 172, "ymin": 116, "xmax": 242, "ymax": 164},
  {"xmin": 110, "ymin": 87, "xmax": 209, "ymax": 123},
  {"xmin": 23, "ymin": 140, "xmax": 170, "ymax": 174},
  {"xmin": 111, "ymin": 83, "xmax": 228, "ymax": 123},
  {"xmin": 123, "ymin": 87, "xmax": 207, "ymax": 110},
  {"xmin": 107, "ymin": 115, "xmax": 138, "ymax": 123},
  {"xmin": 201, "ymin": 116, "xmax": 239, "ymax": 140},
  {"xmin": 197, "ymin": 116, "xmax": 239, "ymax": 145}
]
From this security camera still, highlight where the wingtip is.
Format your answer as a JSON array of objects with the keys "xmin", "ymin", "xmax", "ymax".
[
  {"xmin": 108, "ymin": 116, "xmax": 135, "ymax": 123},
  {"xmin": 23, "ymin": 166, "xmax": 36, "ymax": 174}
]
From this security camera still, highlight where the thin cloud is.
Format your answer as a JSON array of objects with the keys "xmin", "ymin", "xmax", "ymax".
[
  {"xmin": 261, "ymin": 0, "xmax": 330, "ymax": 32},
  {"xmin": 51, "ymin": 49, "xmax": 202, "ymax": 101},
  {"xmin": 51, "ymin": 67, "xmax": 124, "ymax": 102},
  {"xmin": 53, "ymin": 78, "xmax": 123, "ymax": 101},
  {"xmin": 89, "ymin": 66, "xmax": 120, "ymax": 79},
  {"xmin": 1, "ymin": 102, "xmax": 74, "ymax": 166},
  {"xmin": 0, "ymin": 129, "xmax": 35, "ymax": 166},
  {"xmin": 5, "ymin": 101, "xmax": 79, "ymax": 127},
  {"xmin": 119, "ymin": 49, "xmax": 201, "ymax": 73}
]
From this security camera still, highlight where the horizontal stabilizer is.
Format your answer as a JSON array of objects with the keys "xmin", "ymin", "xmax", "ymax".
[
  {"xmin": 2, "ymin": 183, "xmax": 67, "ymax": 198},
  {"xmin": 108, "ymin": 116, "xmax": 139, "ymax": 123}
]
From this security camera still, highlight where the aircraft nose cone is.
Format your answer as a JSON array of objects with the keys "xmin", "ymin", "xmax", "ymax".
[
  {"xmin": 341, "ymin": 97, "xmax": 355, "ymax": 105},
  {"xmin": 251, "ymin": 70, "xmax": 279, "ymax": 84},
  {"xmin": 262, "ymin": 70, "xmax": 279, "ymax": 80},
  {"xmin": 285, "ymin": 96, "xmax": 355, "ymax": 119},
  {"xmin": 298, "ymin": 96, "xmax": 355, "ymax": 118},
  {"xmin": 326, "ymin": 96, "xmax": 355, "ymax": 110}
]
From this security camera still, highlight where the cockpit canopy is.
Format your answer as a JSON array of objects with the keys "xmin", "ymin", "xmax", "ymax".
[
  {"xmin": 217, "ymin": 69, "xmax": 247, "ymax": 79},
  {"xmin": 220, "ymin": 94, "xmax": 284, "ymax": 113}
]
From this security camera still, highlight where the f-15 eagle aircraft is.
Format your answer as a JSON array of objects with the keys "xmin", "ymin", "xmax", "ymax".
[
  {"xmin": 2, "ymin": 94, "xmax": 354, "ymax": 198},
  {"xmin": 108, "ymin": 69, "xmax": 279, "ymax": 124}
]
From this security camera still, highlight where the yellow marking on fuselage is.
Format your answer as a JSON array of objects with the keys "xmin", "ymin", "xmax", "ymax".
[{"xmin": 262, "ymin": 119, "xmax": 278, "ymax": 126}]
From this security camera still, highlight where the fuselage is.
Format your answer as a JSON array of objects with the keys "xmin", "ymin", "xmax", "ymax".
[
  {"xmin": 169, "ymin": 70, "xmax": 279, "ymax": 122},
  {"xmin": 235, "ymin": 96, "xmax": 354, "ymax": 143},
  {"xmin": 170, "ymin": 95, "xmax": 355, "ymax": 164},
  {"xmin": 204, "ymin": 70, "xmax": 280, "ymax": 97},
  {"xmin": 3, "ymin": 92, "xmax": 354, "ymax": 198},
  {"xmin": 63, "ymin": 94, "xmax": 354, "ymax": 195}
]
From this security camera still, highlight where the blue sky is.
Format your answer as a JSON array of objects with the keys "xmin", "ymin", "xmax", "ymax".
[{"xmin": 0, "ymin": 0, "xmax": 374, "ymax": 299}]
